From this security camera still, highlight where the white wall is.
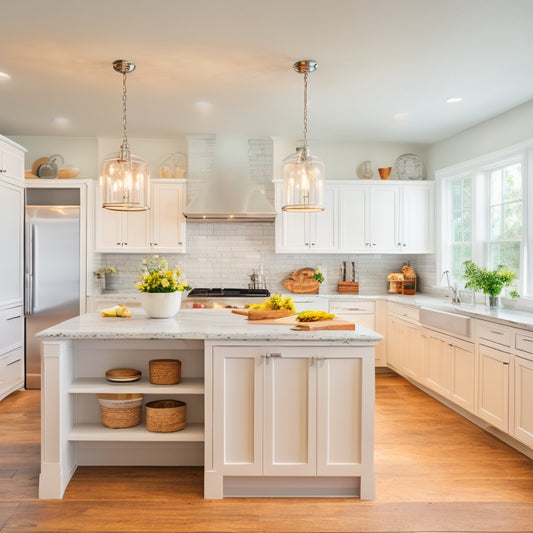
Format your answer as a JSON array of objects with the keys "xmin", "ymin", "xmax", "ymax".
[{"xmin": 427, "ymin": 99, "xmax": 533, "ymax": 175}]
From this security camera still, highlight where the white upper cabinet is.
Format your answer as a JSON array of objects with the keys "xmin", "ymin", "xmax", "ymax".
[
  {"xmin": 276, "ymin": 180, "xmax": 433, "ymax": 254},
  {"xmin": 0, "ymin": 137, "xmax": 25, "ymax": 182},
  {"xmin": 276, "ymin": 183, "xmax": 337, "ymax": 253},
  {"xmin": 399, "ymin": 182, "xmax": 433, "ymax": 252},
  {"xmin": 95, "ymin": 179, "xmax": 186, "ymax": 253}
]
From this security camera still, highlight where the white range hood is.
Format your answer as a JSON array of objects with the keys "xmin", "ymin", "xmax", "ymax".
[{"xmin": 183, "ymin": 135, "xmax": 277, "ymax": 222}]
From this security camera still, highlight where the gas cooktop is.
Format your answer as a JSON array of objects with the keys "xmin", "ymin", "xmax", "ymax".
[{"xmin": 187, "ymin": 288, "xmax": 270, "ymax": 298}]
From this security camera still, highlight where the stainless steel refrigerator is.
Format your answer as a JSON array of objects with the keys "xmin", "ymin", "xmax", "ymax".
[{"xmin": 25, "ymin": 188, "xmax": 80, "ymax": 389}]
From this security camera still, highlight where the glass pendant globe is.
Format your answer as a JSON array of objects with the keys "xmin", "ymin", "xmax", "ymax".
[
  {"xmin": 101, "ymin": 150, "xmax": 150, "ymax": 211},
  {"xmin": 281, "ymin": 148, "xmax": 325, "ymax": 212}
]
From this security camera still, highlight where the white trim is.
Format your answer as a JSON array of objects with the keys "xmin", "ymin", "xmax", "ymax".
[{"xmin": 435, "ymin": 138, "xmax": 533, "ymax": 180}]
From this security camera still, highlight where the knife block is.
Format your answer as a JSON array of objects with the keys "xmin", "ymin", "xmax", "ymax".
[{"xmin": 338, "ymin": 281, "xmax": 359, "ymax": 294}]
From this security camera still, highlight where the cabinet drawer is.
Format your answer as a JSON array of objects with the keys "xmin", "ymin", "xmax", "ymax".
[
  {"xmin": 1, "ymin": 347, "xmax": 24, "ymax": 381},
  {"xmin": 387, "ymin": 302, "xmax": 419, "ymax": 322},
  {"xmin": 329, "ymin": 300, "xmax": 375, "ymax": 314},
  {"xmin": 477, "ymin": 321, "xmax": 512, "ymax": 348},
  {"xmin": 0, "ymin": 347, "xmax": 24, "ymax": 398},
  {"xmin": 515, "ymin": 331, "xmax": 533, "ymax": 361},
  {"xmin": 0, "ymin": 306, "xmax": 24, "ymax": 354}
]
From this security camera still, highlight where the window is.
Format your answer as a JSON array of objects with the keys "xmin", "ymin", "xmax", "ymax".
[
  {"xmin": 447, "ymin": 175, "xmax": 473, "ymax": 281},
  {"xmin": 440, "ymin": 153, "xmax": 525, "ymax": 296},
  {"xmin": 486, "ymin": 163, "xmax": 522, "ymax": 275}
]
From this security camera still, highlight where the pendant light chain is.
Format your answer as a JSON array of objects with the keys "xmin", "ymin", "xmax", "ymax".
[
  {"xmin": 121, "ymin": 70, "xmax": 130, "ymax": 153},
  {"xmin": 303, "ymin": 70, "xmax": 309, "ymax": 150}
]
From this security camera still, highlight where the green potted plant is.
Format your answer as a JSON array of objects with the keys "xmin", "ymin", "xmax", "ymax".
[{"xmin": 462, "ymin": 260, "xmax": 518, "ymax": 308}]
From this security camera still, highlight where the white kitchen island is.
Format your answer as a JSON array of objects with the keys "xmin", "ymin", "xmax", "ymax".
[{"xmin": 36, "ymin": 309, "xmax": 381, "ymax": 500}]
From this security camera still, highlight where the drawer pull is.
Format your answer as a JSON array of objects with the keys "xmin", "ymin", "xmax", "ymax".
[
  {"xmin": 7, "ymin": 315, "xmax": 21, "ymax": 320},
  {"xmin": 503, "ymin": 362, "xmax": 510, "ymax": 365},
  {"xmin": 489, "ymin": 330, "xmax": 504, "ymax": 335},
  {"xmin": 269, "ymin": 353, "xmax": 282, "ymax": 358},
  {"xmin": 520, "ymin": 337, "xmax": 533, "ymax": 343},
  {"xmin": 7, "ymin": 358, "xmax": 21, "ymax": 366}
]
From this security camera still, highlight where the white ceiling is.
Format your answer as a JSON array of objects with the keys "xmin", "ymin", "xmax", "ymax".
[{"xmin": 2, "ymin": 0, "xmax": 533, "ymax": 144}]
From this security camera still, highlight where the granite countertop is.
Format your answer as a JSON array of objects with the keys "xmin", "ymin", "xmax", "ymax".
[
  {"xmin": 36, "ymin": 308, "xmax": 382, "ymax": 342},
  {"xmin": 89, "ymin": 291, "xmax": 533, "ymax": 332}
]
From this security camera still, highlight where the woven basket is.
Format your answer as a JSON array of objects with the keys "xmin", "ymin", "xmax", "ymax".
[
  {"xmin": 145, "ymin": 399, "xmax": 186, "ymax": 432},
  {"xmin": 97, "ymin": 393, "xmax": 143, "ymax": 429},
  {"xmin": 149, "ymin": 359, "xmax": 181, "ymax": 385}
]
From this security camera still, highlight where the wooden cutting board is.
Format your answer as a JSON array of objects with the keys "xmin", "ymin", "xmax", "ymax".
[
  {"xmin": 233, "ymin": 312, "xmax": 355, "ymax": 331},
  {"xmin": 283, "ymin": 267, "xmax": 320, "ymax": 294}
]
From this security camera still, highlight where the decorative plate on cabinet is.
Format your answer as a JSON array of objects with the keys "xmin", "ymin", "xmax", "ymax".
[{"xmin": 394, "ymin": 153, "xmax": 426, "ymax": 180}]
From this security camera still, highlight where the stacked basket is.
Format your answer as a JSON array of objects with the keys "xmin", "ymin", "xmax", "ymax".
[{"xmin": 98, "ymin": 359, "xmax": 186, "ymax": 432}]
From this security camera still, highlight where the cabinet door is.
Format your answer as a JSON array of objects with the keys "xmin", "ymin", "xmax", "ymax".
[
  {"xmin": 513, "ymin": 356, "xmax": 533, "ymax": 448},
  {"xmin": 263, "ymin": 351, "xmax": 316, "ymax": 475},
  {"xmin": 386, "ymin": 317, "xmax": 403, "ymax": 370},
  {"xmin": 338, "ymin": 185, "xmax": 368, "ymax": 251},
  {"xmin": 0, "ymin": 143, "xmax": 24, "ymax": 181},
  {"xmin": 95, "ymin": 206, "xmax": 123, "ymax": 250},
  {"xmin": 277, "ymin": 185, "xmax": 336, "ymax": 252},
  {"xmin": 317, "ymin": 356, "xmax": 363, "ymax": 475},
  {"xmin": 0, "ymin": 180, "xmax": 23, "ymax": 307},
  {"xmin": 368, "ymin": 185, "xmax": 398, "ymax": 251},
  {"xmin": 402, "ymin": 322, "xmax": 424, "ymax": 383},
  {"xmin": 150, "ymin": 181, "xmax": 186, "ymax": 251},
  {"xmin": 400, "ymin": 184, "xmax": 433, "ymax": 252},
  {"xmin": 451, "ymin": 341, "xmax": 476, "ymax": 413},
  {"xmin": 424, "ymin": 334, "xmax": 452, "ymax": 398},
  {"xmin": 478, "ymin": 344, "xmax": 510, "ymax": 432},
  {"xmin": 308, "ymin": 185, "xmax": 337, "ymax": 251},
  {"xmin": 212, "ymin": 347, "xmax": 263, "ymax": 475},
  {"xmin": 279, "ymin": 211, "xmax": 310, "ymax": 251},
  {"xmin": 122, "ymin": 210, "xmax": 150, "ymax": 250}
]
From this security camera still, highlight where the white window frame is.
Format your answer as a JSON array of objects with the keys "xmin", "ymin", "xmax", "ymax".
[{"xmin": 436, "ymin": 141, "xmax": 530, "ymax": 299}]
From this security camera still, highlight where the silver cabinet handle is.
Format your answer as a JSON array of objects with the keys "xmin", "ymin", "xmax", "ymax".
[
  {"xmin": 521, "ymin": 337, "xmax": 533, "ymax": 343},
  {"xmin": 489, "ymin": 330, "xmax": 503, "ymax": 335},
  {"xmin": 7, "ymin": 358, "xmax": 21, "ymax": 366},
  {"xmin": 7, "ymin": 314, "xmax": 21, "ymax": 321}
]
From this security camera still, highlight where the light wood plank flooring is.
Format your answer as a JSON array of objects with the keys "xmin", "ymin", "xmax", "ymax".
[{"xmin": 1, "ymin": 373, "xmax": 532, "ymax": 532}]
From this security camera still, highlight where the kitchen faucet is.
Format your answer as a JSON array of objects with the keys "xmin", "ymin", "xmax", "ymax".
[{"xmin": 441, "ymin": 270, "xmax": 461, "ymax": 305}]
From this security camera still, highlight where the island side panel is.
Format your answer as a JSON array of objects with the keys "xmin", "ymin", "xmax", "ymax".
[{"xmin": 39, "ymin": 339, "xmax": 77, "ymax": 499}]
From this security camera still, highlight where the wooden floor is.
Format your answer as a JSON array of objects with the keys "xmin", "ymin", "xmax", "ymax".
[{"xmin": 1, "ymin": 374, "xmax": 532, "ymax": 533}]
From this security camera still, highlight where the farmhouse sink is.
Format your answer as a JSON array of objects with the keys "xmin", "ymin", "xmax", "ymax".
[{"xmin": 419, "ymin": 307, "xmax": 471, "ymax": 337}]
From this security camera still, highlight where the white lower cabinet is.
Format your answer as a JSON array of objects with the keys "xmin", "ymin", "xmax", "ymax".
[
  {"xmin": 477, "ymin": 343, "xmax": 511, "ymax": 432},
  {"xmin": 422, "ymin": 329, "xmax": 475, "ymax": 413},
  {"xmin": 513, "ymin": 355, "xmax": 533, "ymax": 448},
  {"xmin": 211, "ymin": 343, "xmax": 374, "ymax": 497},
  {"xmin": 329, "ymin": 299, "xmax": 386, "ymax": 366},
  {"xmin": 386, "ymin": 304, "xmax": 423, "ymax": 379}
]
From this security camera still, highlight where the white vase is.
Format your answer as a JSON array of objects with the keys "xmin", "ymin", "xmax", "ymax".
[{"xmin": 140, "ymin": 291, "xmax": 182, "ymax": 318}]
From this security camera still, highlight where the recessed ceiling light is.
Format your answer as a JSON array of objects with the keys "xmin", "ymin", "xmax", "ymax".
[
  {"xmin": 53, "ymin": 117, "xmax": 71, "ymax": 129},
  {"xmin": 0, "ymin": 72, "xmax": 12, "ymax": 80},
  {"xmin": 194, "ymin": 101, "xmax": 213, "ymax": 114},
  {"xmin": 393, "ymin": 112, "xmax": 409, "ymax": 122},
  {"xmin": 446, "ymin": 96, "xmax": 463, "ymax": 104}
]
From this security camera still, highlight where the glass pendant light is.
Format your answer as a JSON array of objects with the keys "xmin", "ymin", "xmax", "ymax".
[
  {"xmin": 101, "ymin": 60, "xmax": 150, "ymax": 211},
  {"xmin": 282, "ymin": 60, "xmax": 325, "ymax": 212}
]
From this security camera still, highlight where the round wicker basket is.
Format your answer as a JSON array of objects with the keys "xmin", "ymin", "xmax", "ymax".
[
  {"xmin": 145, "ymin": 399, "xmax": 186, "ymax": 432},
  {"xmin": 149, "ymin": 359, "xmax": 181, "ymax": 385},
  {"xmin": 97, "ymin": 393, "xmax": 143, "ymax": 429}
]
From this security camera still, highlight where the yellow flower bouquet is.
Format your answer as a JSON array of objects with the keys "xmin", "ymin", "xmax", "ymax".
[{"xmin": 136, "ymin": 255, "xmax": 191, "ymax": 293}]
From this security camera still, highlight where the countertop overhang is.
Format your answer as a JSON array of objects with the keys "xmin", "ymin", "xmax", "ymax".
[{"xmin": 36, "ymin": 309, "xmax": 383, "ymax": 343}]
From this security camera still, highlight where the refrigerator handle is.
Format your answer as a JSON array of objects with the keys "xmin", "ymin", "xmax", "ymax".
[{"xmin": 25, "ymin": 222, "xmax": 34, "ymax": 316}]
